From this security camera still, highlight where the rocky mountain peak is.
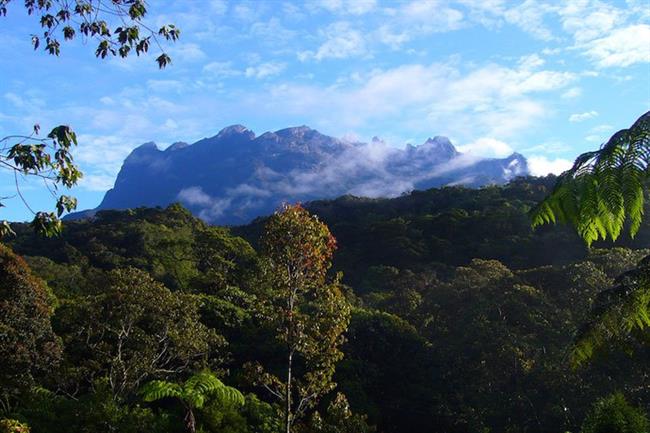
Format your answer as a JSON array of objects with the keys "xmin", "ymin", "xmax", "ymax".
[
  {"xmin": 67, "ymin": 125, "xmax": 530, "ymax": 225},
  {"xmin": 217, "ymin": 124, "xmax": 255, "ymax": 139}
]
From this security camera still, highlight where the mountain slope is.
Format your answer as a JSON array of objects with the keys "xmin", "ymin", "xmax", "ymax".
[{"xmin": 69, "ymin": 125, "xmax": 529, "ymax": 225}]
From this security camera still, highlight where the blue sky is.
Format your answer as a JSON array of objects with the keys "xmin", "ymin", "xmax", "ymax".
[{"xmin": 1, "ymin": 0, "xmax": 649, "ymax": 221}]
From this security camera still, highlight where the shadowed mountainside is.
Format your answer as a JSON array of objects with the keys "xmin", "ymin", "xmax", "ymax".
[{"xmin": 68, "ymin": 125, "xmax": 528, "ymax": 225}]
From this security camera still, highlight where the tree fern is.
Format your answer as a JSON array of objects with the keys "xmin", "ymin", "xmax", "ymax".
[
  {"xmin": 139, "ymin": 370, "xmax": 243, "ymax": 433},
  {"xmin": 532, "ymin": 111, "xmax": 650, "ymax": 246}
]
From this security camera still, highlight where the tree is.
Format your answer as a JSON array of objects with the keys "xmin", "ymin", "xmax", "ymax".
[
  {"xmin": 532, "ymin": 111, "xmax": 649, "ymax": 246},
  {"xmin": 300, "ymin": 393, "xmax": 375, "ymax": 433},
  {"xmin": 248, "ymin": 205, "xmax": 351, "ymax": 433},
  {"xmin": 571, "ymin": 256, "xmax": 650, "ymax": 367},
  {"xmin": 580, "ymin": 392, "xmax": 649, "ymax": 433},
  {"xmin": 140, "ymin": 370, "xmax": 244, "ymax": 433},
  {"xmin": 0, "ymin": 419, "xmax": 30, "ymax": 433},
  {"xmin": 54, "ymin": 267, "xmax": 221, "ymax": 400},
  {"xmin": 0, "ymin": 244, "xmax": 61, "ymax": 413},
  {"xmin": 0, "ymin": 0, "xmax": 179, "ymax": 236}
]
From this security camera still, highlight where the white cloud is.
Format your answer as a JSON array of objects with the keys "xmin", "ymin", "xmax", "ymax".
[
  {"xmin": 518, "ymin": 53, "xmax": 545, "ymax": 70},
  {"xmin": 457, "ymin": 137, "xmax": 513, "ymax": 158},
  {"xmin": 245, "ymin": 62, "xmax": 286, "ymax": 79},
  {"xmin": 504, "ymin": 1, "xmax": 557, "ymax": 41},
  {"xmin": 80, "ymin": 174, "xmax": 116, "ymax": 192},
  {"xmin": 582, "ymin": 24, "xmax": 650, "ymax": 68},
  {"xmin": 299, "ymin": 21, "xmax": 367, "ymax": 61},
  {"xmin": 569, "ymin": 110, "xmax": 598, "ymax": 122},
  {"xmin": 399, "ymin": 0, "xmax": 465, "ymax": 30},
  {"xmin": 559, "ymin": 0, "xmax": 623, "ymax": 43},
  {"xmin": 375, "ymin": 25, "xmax": 410, "ymax": 49},
  {"xmin": 167, "ymin": 42, "xmax": 207, "ymax": 63},
  {"xmin": 177, "ymin": 186, "xmax": 213, "ymax": 206},
  {"xmin": 202, "ymin": 61, "xmax": 240, "ymax": 78},
  {"xmin": 209, "ymin": 0, "xmax": 228, "ymax": 14},
  {"xmin": 561, "ymin": 87, "xmax": 582, "ymax": 99},
  {"xmin": 255, "ymin": 59, "xmax": 575, "ymax": 142},
  {"xmin": 250, "ymin": 18, "xmax": 296, "ymax": 45},
  {"xmin": 528, "ymin": 155, "xmax": 573, "ymax": 176},
  {"xmin": 314, "ymin": 0, "xmax": 377, "ymax": 15}
]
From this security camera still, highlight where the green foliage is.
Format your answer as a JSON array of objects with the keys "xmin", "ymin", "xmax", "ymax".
[
  {"xmin": 8, "ymin": 205, "xmax": 257, "ymax": 294},
  {"xmin": 580, "ymin": 393, "xmax": 649, "ymax": 433},
  {"xmin": 4, "ymin": 189, "xmax": 650, "ymax": 433},
  {"xmin": 0, "ymin": 419, "xmax": 29, "ymax": 433},
  {"xmin": 1, "ymin": 125, "xmax": 82, "ymax": 237},
  {"xmin": 0, "ymin": 244, "xmax": 61, "ymax": 412},
  {"xmin": 532, "ymin": 111, "xmax": 650, "ymax": 246},
  {"xmin": 141, "ymin": 371, "xmax": 244, "ymax": 433},
  {"xmin": 571, "ymin": 257, "xmax": 650, "ymax": 367},
  {"xmin": 18, "ymin": 379, "xmax": 174, "ymax": 433},
  {"xmin": 300, "ymin": 393, "xmax": 375, "ymax": 433},
  {"xmin": 251, "ymin": 204, "xmax": 351, "ymax": 432},
  {"xmin": 54, "ymin": 267, "xmax": 222, "ymax": 399},
  {"xmin": 0, "ymin": 0, "xmax": 179, "ymax": 67},
  {"xmin": 141, "ymin": 371, "xmax": 244, "ymax": 409},
  {"xmin": 236, "ymin": 176, "xmax": 613, "ymax": 289},
  {"xmin": 198, "ymin": 393, "xmax": 282, "ymax": 433}
]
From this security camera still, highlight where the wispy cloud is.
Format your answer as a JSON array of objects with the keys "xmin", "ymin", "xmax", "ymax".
[
  {"xmin": 245, "ymin": 62, "xmax": 286, "ymax": 79},
  {"xmin": 298, "ymin": 21, "xmax": 367, "ymax": 61},
  {"xmin": 569, "ymin": 111, "xmax": 598, "ymax": 122}
]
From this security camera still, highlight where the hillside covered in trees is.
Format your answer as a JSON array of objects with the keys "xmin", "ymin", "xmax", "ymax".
[{"xmin": 2, "ymin": 175, "xmax": 650, "ymax": 433}]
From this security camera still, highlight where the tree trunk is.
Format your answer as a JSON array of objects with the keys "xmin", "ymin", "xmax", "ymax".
[
  {"xmin": 185, "ymin": 407, "xmax": 196, "ymax": 433},
  {"xmin": 285, "ymin": 350, "xmax": 293, "ymax": 433}
]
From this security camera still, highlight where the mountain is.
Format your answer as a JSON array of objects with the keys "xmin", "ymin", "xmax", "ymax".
[{"xmin": 67, "ymin": 125, "xmax": 529, "ymax": 225}]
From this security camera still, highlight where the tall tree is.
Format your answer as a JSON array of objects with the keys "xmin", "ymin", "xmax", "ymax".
[{"xmin": 249, "ymin": 205, "xmax": 350, "ymax": 433}]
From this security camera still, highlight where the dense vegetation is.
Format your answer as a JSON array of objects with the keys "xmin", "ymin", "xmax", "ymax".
[{"xmin": 1, "ymin": 176, "xmax": 649, "ymax": 432}]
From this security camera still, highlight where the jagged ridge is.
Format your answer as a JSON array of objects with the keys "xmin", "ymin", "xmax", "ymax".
[{"xmin": 67, "ymin": 125, "xmax": 529, "ymax": 225}]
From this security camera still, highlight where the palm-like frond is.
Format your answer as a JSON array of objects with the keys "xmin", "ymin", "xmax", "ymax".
[
  {"xmin": 571, "ymin": 256, "xmax": 650, "ymax": 367},
  {"xmin": 211, "ymin": 383, "xmax": 245, "ymax": 406},
  {"xmin": 140, "ymin": 371, "xmax": 244, "ymax": 409},
  {"xmin": 532, "ymin": 111, "xmax": 650, "ymax": 246},
  {"xmin": 140, "ymin": 380, "xmax": 183, "ymax": 402},
  {"xmin": 183, "ymin": 371, "xmax": 243, "ymax": 408}
]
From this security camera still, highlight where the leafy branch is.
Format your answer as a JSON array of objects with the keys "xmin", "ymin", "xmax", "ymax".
[
  {"xmin": 1, "ymin": 125, "xmax": 82, "ymax": 237},
  {"xmin": 0, "ymin": 0, "xmax": 180, "ymax": 68}
]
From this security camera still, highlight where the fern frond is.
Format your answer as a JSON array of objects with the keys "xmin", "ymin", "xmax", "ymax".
[
  {"xmin": 212, "ymin": 384, "xmax": 245, "ymax": 406},
  {"xmin": 183, "ymin": 371, "xmax": 244, "ymax": 407},
  {"xmin": 531, "ymin": 111, "xmax": 650, "ymax": 246},
  {"xmin": 139, "ymin": 380, "xmax": 183, "ymax": 402},
  {"xmin": 184, "ymin": 371, "xmax": 224, "ymax": 394}
]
